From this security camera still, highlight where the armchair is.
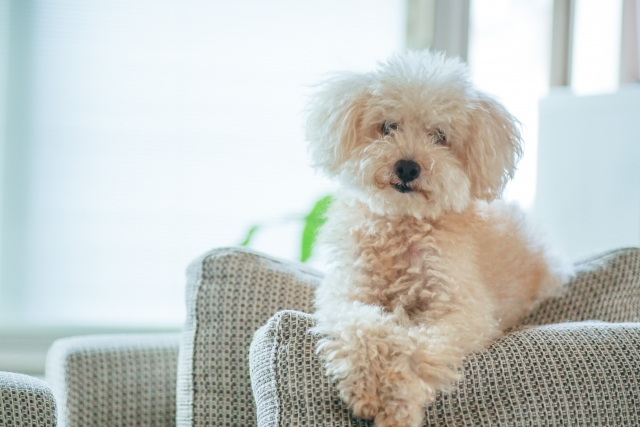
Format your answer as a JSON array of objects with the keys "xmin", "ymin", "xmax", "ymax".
[{"xmin": 42, "ymin": 247, "xmax": 640, "ymax": 427}]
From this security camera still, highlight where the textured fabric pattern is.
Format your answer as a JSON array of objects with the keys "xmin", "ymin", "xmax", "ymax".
[
  {"xmin": 425, "ymin": 322, "xmax": 640, "ymax": 426},
  {"xmin": 46, "ymin": 333, "xmax": 180, "ymax": 427},
  {"xmin": 522, "ymin": 247, "xmax": 640, "ymax": 325},
  {"xmin": 176, "ymin": 248, "xmax": 321, "ymax": 427},
  {"xmin": 0, "ymin": 372, "xmax": 56, "ymax": 427},
  {"xmin": 250, "ymin": 248, "xmax": 640, "ymax": 427},
  {"xmin": 252, "ymin": 312, "xmax": 640, "ymax": 427},
  {"xmin": 251, "ymin": 312, "xmax": 370, "ymax": 427}
]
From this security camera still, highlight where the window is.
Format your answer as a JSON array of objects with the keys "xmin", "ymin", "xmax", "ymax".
[
  {"xmin": 571, "ymin": 0, "xmax": 624, "ymax": 95},
  {"xmin": 0, "ymin": 0, "xmax": 404, "ymax": 327},
  {"xmin": 3, "ymin": 0, "xmax": 631, "ymax": 328}
]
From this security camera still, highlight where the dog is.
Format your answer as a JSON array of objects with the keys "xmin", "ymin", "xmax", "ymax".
[{"xmin": 306, "ymin": 51, "xmax": 569, "ymax": 427}]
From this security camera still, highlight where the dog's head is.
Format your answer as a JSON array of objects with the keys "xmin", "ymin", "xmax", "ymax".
[{"xmin": 306, "ymin": 51, "xmax": 522, "ymax": 219}]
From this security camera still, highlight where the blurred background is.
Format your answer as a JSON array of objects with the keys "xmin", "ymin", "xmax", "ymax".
[{"xmin": 0, "ymin": 0, "xmax": 638, "ymax": 375}]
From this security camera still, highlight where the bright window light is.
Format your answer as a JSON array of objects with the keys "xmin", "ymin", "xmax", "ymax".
[
  {"xmin": 571, "ymin": 0, "xmax": 623, "ymax": 95},
  {"xmin": 9, "ymin": 0, "xmax": 404, "ymax": 326},
  {"xmin": 468, "ymin": 0, "xmax": 553, "ymax": 211}
]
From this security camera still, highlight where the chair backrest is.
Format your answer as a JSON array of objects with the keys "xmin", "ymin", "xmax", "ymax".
[
  {"xmin": 176, "ymin": 247, "xmax": 321, "ymax": 427},
  {"xmin": 522, "ymin": 247, "xmax": 640, "ymax": 326}
]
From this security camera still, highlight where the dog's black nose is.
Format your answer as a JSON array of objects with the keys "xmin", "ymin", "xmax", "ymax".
[{"xmin": 395, "ymin": 160, "xmax": 420, "ymax": 183}]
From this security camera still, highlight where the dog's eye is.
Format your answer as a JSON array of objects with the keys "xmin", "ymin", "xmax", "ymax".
[
  {"xmin": 381, "ymin": 122, "xmax": 398, "ymax": 135},
  {"xmin": 431, "ymin": 128, "xmax": 446, "ymax": 144}
]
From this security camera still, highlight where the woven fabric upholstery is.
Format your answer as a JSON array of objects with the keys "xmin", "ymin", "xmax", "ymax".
[
  {"xmin": 45, "ymin": 333, "xmax": 180, "ymax": 427},
  {"xmin": 176, "ymin": 248, "xmax": 320, "ymax": 427},
  {"xmin": 249, "ymin": 248, "xmax": 640, "ymax": 427},
  {"xmin": 522, "ymin": 247, "xmax": 640, "ymax": 325},
  {"xmin": 0, "ymin": 372, "xmax": 56, "ymax": 427},
  {"xmin": 250, "ymin": 312, "xmax": 369, "ymax": 427},
  {"xmin": 251, "ymin": 312, "xmax": 640, "ymax": 427}
]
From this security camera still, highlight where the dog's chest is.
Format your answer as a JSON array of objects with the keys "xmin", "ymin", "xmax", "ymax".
[{"xmin": 349, "ymin": 216, "xmax": 445, "ymax": 313}]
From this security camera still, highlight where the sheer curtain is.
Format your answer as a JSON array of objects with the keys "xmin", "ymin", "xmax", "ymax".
[{"xmin": 3, "ymin": 0, "xmax": 404, "ymax": 326}]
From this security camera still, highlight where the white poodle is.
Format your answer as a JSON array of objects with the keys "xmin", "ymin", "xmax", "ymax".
[{"xmin": 306, "ymin": 51, "xmax": 568, "ymax": 427}]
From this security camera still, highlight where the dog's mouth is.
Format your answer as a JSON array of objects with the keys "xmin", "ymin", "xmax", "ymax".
[{"xmin": 392, "ymin": 183, "xmax": 414, "ymax": 193}]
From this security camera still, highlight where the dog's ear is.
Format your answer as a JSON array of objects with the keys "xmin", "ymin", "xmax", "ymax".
[
  {"xmin": 462, "ymin": 91, "xmax": 523, "ymax": 201},
  {"xmin": 305, "ymin": 73, "xmax": 371, "ymax": 176}
]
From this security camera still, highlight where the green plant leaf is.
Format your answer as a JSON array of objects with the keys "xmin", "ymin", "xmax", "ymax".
[
  {"xmin": 240, "ymin": 224, "xmax": 260, "ymax": 247},
  {"xmin": 301, "ymin": 195, "xmax": 333, "ymax": 262}
]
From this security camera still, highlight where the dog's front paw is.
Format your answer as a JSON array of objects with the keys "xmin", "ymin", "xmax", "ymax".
[
  {"xmin": 317, "ymin": 335, "xmax": 384, "ymax": 419},
  {"xmin": 374, "ymin": 399, "xmax": 424, "ymax": 427},
  {"xmin": 338, "ymin": 375, "xmax": 382, "ymax": 420}
]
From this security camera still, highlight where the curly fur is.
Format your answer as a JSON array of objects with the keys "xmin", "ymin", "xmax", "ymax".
[{"xmin": 307, "ymin": 51, "xmax": 569, "ymax": 427}]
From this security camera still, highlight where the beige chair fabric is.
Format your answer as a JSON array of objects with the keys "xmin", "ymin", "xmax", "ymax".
[
  {"xmin": 522, "ymin": 248, "xmax": 640, "ymax": 325},
  {"xmin": 250, "ymin": 248, "xmax": 640, "ymax": 426},
  {"xmin": 46, "ymin": 333, "xmax": 180, "ymax": 427},
  {"xmin": 0, "ymin": 371, "xmax": 57, "ymax": 427},
  {"xmin": 176, "ymin": 248, "xmax": 321, "ymax": 427},
  {"xmin": 45, "ymin": 247, "xmax": 640, "ymax": 427}
]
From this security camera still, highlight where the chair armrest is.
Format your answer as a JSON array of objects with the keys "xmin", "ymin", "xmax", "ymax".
[
  {"xmin": 46, "ymin": 333, "xmax": 180, "ymax": 427},
  {"xmin": 251, "ymin": 310, "xmax": 640, "ymax": 427},
  {"xmin": 177, "ymin": 248, "xmax": 320, "ymax": 427},
  {"xmin": 0, "ymin": 371, "xmax": 57, "ymax": 427}
]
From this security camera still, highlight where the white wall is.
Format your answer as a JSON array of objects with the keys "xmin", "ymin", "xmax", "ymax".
[{"xmin": 535, "ymin": 86, "xmax": 640, "ymax": 261}]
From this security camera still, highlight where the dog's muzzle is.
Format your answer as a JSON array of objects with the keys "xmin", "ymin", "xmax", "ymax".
[{"xmin": 393, "ymin": 160, "xmax": 420, "ymax": 193}]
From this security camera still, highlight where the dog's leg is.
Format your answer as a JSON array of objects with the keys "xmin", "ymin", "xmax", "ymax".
[
  {"xmin": 313, "ymin": 300, "xmax": 404, "ymax": 420},
  {"xmin": 315, "ymin": 300, "xmax": 497, "ymax": 427},
  {"xmin": 373, "ymin": 303, "xmax": 500, "ymax": 427}
]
